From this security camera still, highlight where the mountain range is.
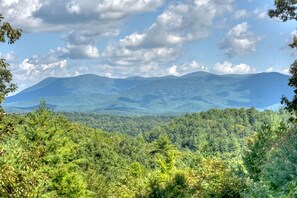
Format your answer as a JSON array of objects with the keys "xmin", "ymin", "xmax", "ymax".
[{"xmin": 4, "ymin": 71, "xmax": 293, "ymax": 114}]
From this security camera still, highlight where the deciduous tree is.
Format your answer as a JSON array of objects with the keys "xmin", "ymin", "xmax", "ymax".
[
  {"xmin": 268, "ymin": 1, "xmax": 297, "ymax": 112},
  {"xmin": 0, "ymin": 14, "xmax": 21, "ymax": 109}
]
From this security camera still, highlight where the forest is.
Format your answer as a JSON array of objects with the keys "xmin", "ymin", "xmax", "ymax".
[
  {"xmin": 1, "ymin": 104, "xmax": 297, "ymax": 197},
  {"xmin": 1, "ymin": 0, "xmax": 297, "ymax": 197}
]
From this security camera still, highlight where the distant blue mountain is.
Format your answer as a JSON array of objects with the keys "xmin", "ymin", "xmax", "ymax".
[{"xmin": 4, "ymin": 72, "xmax": 293, "ymax": 114}]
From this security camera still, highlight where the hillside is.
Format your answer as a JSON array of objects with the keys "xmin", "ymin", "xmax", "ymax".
[
  {"xmin": 4, "ymin": 72, "xmax": 293, "ymax": 114},
  {"xmin": 1, "ymin": 105, "xmax": 294, "ymax": 197}
]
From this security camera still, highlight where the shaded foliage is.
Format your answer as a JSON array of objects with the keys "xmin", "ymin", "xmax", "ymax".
[
  {"xmin": 0, "ymin": 14, "xmax": 21, "ymax": 107},
  {"xmin": 268, "ymin": 1, "xmax": 297, "ymax": 112}
]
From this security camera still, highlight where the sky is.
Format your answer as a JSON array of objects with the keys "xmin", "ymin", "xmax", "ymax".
[{"xmin": 0, "ymin": 0, "xmax": 296, "ymax": 92}]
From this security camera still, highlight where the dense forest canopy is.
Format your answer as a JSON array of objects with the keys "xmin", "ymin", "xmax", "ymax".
[{"xmin": 1, "ymin": 105, "xmax": 296, "ymax": 197}]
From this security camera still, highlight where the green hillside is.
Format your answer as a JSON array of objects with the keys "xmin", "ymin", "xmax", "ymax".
[
  {"xmin": 1, "ymin": 104, "xmax": 295, "ymax": 197},
  {"xmin": 4, "ymin": 72, "xmax": 293, "ymax": 114}
]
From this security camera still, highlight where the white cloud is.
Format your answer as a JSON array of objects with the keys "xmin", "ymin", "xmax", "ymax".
[
  {"xmin": 254, "ymin": 8, "xmax": 267, "ymax": 19},
  {"xmin": 103, "ymin": 45, "xmax": 181, "ymax": 66},
  {"xmin": 282, "ymin": 68, "xmax": 290, "ymax": 75},
  {"xmin": 167, "ymin": 65, "xmax": 179, "ymax": 76},
  {"xmin": 96, "ymin": 0, "xmax": 163, "ymax": 19},
  {"xmin": 94, "ymin": 60, "xmax": 208, "ymax": 78},
  {"xmin": 1, "ymin": 0, "xmax": 19, "ymax": 7},
  {"xmin": 0, "ymin": 51, "xmax": 16, "ymax": 62},
  {"xmin": 233, "ymin": 9, "xmax": 248, "ymax": 19},
  {"xmin": 66, "ymin": 1, "xmax": 81, "ymax": 14},
  {"xmin": 62, "ymin": 44, "xmax": 100, "ymax": 59},
  {"xmin": 39, "ymin": 31, "xmax": 102, "ymax": 60},
  {"xmin": 103, "ymin": 0, "xmax": 234, "ymax": 68},
  {"xmin": 4, "ymin": 0, "xmax": 239, "ymax": 90},
  {"xmin": 118, "ymin": 0, "xmax": 234, "ymax": 49},
  {"xmin": 265, "ymin": 67, "xmax": 290, "ymax": 75},
  {"xmin": 0, "ymin": 0, "xmax": 166, "ymax": 61},
  {"xmin": 220, "ymin": 22, "xmax": 262, "ymax": 57},
  {"xmin": 282, "ymin": 30, "xmax": 297, "ymax": 57},
  {"xmin": 0, "ymin": 0, "xmax": 42, "ymax": 30},
  {"xmin": 8, "ymin": 49, "xmax": 88, "ymax": 91},
  {"xmin": 213, "ymin": 61, "xmax": 255, "ymax": 74},
  {"xmin": 11, "ymin": 56, "xmax": 70, "ymax": 91},
  {"xmin": 266, "ymin": 67, "xmax": 274, "ymax": 72},
  {"xmin": 167, "ymin": 61, "xmax": 208, "ymax": 76},
  {"xmin": 1, "ymin": 0, "xmax": 164, "ymax": 33}
]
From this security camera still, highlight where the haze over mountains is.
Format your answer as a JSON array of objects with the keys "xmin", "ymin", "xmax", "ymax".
[{"xmin": 4, "ymin": 71, "xmax": 293, "ymax": 114}]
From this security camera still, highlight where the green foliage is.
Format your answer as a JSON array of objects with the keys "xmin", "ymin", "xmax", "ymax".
[
  {"xmin": 269, "ymin": 1, "xmax": 297, "ymax": 112},
  {"xmin": 64, "ymin": 112, "xmax": 173, "ymax": 136},
  {"xmin": 261, "ymin": 129, "xmax": 297, "ymax": 190},
  {"xmin": 0, "ymin": 104, "xmax": 296, "ymax": 197},
  {"xmin": 0, "ymin": 14, "xmax": 21, "ymax": 107},
  {"xmin": 268, "ymin": 0, "xmax": 297, "ymax": 22},
  {"xmin": 194, "ymin": 157, "xmax": 244, "ymax": 198},
  {"xmin": 144, "ymin": 108, "xmax": 277, "ymax": 159},
  {"xmin": 0, "ymin": 14, "xmax": 22, "ymax": 44},
  {"xmin": 281, "ymin": 60, "xmax": 297, "ymax": 113},
  {"xmin": 243, "ymin": 112, "xmax": 289, "ymax": 181},
  {"xmin": 144, "ymin": 173, "xmax": 193, "ymax": 198},
  {"xmin": 243, "ymin": 181, "xmax": 275, "ymax": 198},
  {"xmin": 242, "ymin": 111, "xmax": 297, "ymax": 197}
]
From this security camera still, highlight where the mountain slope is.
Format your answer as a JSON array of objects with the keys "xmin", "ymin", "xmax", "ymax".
[{"xmin": 4, "ymin": 72, "xmax": 293, "ymax": 114}]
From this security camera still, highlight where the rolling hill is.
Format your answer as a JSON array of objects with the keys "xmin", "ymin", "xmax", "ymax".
[{"xmin": 4, "ymin": 72, "xmax": 293, "ymax": 114}]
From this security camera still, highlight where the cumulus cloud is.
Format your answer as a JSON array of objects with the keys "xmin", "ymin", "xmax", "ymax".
[
  {"xmin": 117, "ymin": 0, "xmax": 233, "ymax": 48},
  {"xmin": 220, "ymin": 22, "xmax": 262, "ymax": 57},
  {"xmin": 104, "ymin": 0, "xmax": 234, "ymax": 67},
  {"xmin": 3, "ymin": 0, "xmax": 237, "ymax": 90},
  {"xmin": 0, "ymin": 51, "xmax": 17, "ymax": 62},
  {"xmin": 10, "ymin": 52, "xmax": 105, "ymax": 91},
  {"xmin": 52, "ymin": 45, "xmax": 100, "ymax": 60},
  {"xmin": 1, "ymin": 0, "xmax": 164, "ymax": 32},
  {"xmin": 0, "ymin": 0, "xmax": 166, "ymax": 61},
  {"xmin": 167, "ymin": 61, "xmax": 208, "ymax": 76},
  {"xmin": 104, "ymin": 44, "xmax": 181, "ymax": 67},
  {"xmin": 9, "ymin": 47, "xmax": 97, "ymax": 90},
  {"xmin": 10, "ymin": 56, "xmax": 69, "ymax": 91},
  {"xmin": 213, "ymin": 61, "xmax": 255, "ymax": 74},
  {"xmin": 30, "ymin": 31, "xmax": 102, "ymax": 60}
]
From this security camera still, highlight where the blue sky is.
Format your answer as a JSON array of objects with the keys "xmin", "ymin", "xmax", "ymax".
[{"xmin": 0, "ymin": 0, "xmax": 296, "ymax": 91}]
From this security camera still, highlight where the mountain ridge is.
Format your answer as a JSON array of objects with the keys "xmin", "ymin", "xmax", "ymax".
[{"xmin": 4, "ymin": 71, "xmax": 293, "ymax": 114}]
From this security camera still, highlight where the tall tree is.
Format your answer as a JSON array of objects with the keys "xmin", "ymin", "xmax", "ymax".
[
  {"xmin": 268, "ymin": 1, "xmax": 297, "ymax": 112},
  {"xmin": 0, "ymin": 14, "xmax": 22, "ymax": 109}
]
